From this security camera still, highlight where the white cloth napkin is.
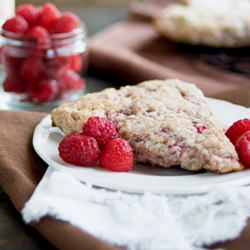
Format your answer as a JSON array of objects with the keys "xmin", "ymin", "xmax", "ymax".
[{"xmin": 22, "ymin": 166, "xmax": 250, "ymax": 250}]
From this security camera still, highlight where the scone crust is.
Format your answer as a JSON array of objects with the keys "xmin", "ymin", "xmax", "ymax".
[
  {"xmin": 155, "ymin": 0, "xmax": 250, "ymax": 48},
  {"xmin": 52, "ymin": 79, "xmax": 243, "ymax": 173}
]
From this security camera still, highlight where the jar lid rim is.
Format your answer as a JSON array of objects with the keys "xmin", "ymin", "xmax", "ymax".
[{"xmin": 0, "ymin": 25, "xmax": 87, "ymax": 46}]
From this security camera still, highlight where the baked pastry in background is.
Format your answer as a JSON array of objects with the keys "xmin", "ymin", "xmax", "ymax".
[
  {"xmin": 155, "ymin": 0, "xmax": 250, "ymax": 48},
  {"xmin": 52, "ymin": 79, "xmax": 243, "ymax": 173}
]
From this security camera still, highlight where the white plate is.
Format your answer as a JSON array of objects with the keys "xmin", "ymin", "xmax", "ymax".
[{"xmin": 33, "ymin": 98, "xmax": 250, "ymax": 195}]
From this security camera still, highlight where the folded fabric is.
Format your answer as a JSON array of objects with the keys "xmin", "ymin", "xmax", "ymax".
[
  {"xmin": 22, "ymin": 165, "xmax": 250, "ymax": 250},
  {"xmin": 89, "ymin": 1, "xmax": 250, "ymax": 107},
  {"xmin": 0, "ymin": 110, "xmax": 119, "ymax": 250}
]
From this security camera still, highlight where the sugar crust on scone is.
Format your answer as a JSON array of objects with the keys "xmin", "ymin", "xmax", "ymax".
[
  {"xmin": 51, "ymin": 79, "xmax": 243, "ymax": 173},
  {"xmin": 155, "ymin": 0, "xmax": 250, "ymax": 48}
]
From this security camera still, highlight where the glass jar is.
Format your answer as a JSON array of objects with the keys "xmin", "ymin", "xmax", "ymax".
[
  {"xmin": 0, "ymin": 0, "xmax": 15, "ymax": 54},
  {"xmin": 0, "ymin": 24, "xmax": 88, "ymax": 111}
]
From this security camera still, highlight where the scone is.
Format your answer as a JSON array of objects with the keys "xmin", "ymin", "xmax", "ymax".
[
  {"xmin": 52, "ymin": 79, "xmax": 243, "ymax": 173},
  {"xmin": 155, "ymin": 0, "xmax": 250, "ymax": 48}
]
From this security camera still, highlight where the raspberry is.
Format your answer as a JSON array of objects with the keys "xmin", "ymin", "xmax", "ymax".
[
  {"xmin": 47, "ymin": 55, "xmax": 83, "ymax": 75},
  {"xmin": 225, "ymin": 119, "xmax": 250, "ymax": 145},
  {"xmin": 46, "ymin": 56, "xmax": 71, "ymax": 73},
  {"xmin": 37, "ymin": 3, "xmax": 61, "ymax": 30},
  {"xmin": 27, "ymin": 78, "xmax": 58, "ymax": 103},
  {"xmin": 16, "ymin": 4, "xmax": 38, "ymax": 27},
  {"xmin": 57, "ymin": 68, "xmax": 85, "ymax": 92},
  {"xmin": 82, "ymin": 117, "xmax": 118, "ymax": 148},
  {"xmin": 20, "ymin": 57, "xmax": 44, "ymax": 81},
  {"xmin": 26, "ymin": 26, "xmax": 50, "ymax": 44},
  {"xmin": 4, "ymin": 55, "xmax": 23, "ymax": 77},
  {"xmin": 70, "ymin": 54, "xmax": 82, "ymax": 72},
  {"xmin": 100, "ymin": 138, "xmax": 133, "ymax": 172},
  {"xmin": 58, "ymin": 133, "xmax": 100, "ymax": 166},
  {"xmin": 50, "ymin": 12, "xmax": 80, "ymax": 34},
  {"xmin": 235, "ymin": 131, "xmax": 250, "ymax": 169},
  {"xmin": 3, "ymin": 76, "xmax": 26, "ymax": 93},
  {"xmin": 3, "ymin": 16, "xmax": 29, "ymax": 33}
]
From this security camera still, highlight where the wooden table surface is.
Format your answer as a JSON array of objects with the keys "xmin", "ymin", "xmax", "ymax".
[{"xmin": 0, "ymin": 3, "xmax": 128, "ymax": 249}]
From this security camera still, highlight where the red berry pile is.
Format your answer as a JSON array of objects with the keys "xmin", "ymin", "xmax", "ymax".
[
  {"xmin": 59, "ymin": 117, "xmax": 134, "ymax": 172},
  {"xmin": 225, "ymin": 118, "xmax": 250, "ymax": 169},
  {"xmin": 1, "ymin": 3, "xmax": 86, "ymax": 103}
]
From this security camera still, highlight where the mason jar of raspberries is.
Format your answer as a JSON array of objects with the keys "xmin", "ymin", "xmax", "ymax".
[{"xmin": 0, "ymin": 3, "xmax": 87, "ymax": 110}]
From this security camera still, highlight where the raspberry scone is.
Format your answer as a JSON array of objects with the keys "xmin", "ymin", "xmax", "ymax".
[
  {"xmin": 51, "ymin": 79, "xmax": 243, "ymax": 173},
  {"xmin": 155, "ymin": 0, "xmax": 250, "ymax": 48}
]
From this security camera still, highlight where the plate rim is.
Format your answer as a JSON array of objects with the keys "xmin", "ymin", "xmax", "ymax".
[{"xmin": 33, "ymin": 98, "xmax": 250, "ymax": 195}]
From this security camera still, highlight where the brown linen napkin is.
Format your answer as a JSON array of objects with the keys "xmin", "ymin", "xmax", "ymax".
[
  {"xmin": 0, "ymin": 110, "xmax": 119, "ymax": 250},
  {"xmin": 0, "ymin": 111, "xmax": 250, "ymax": 250},
  {"xmin": 89, "ymin": 1, "xmax": 250, "ymax": 107}
]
